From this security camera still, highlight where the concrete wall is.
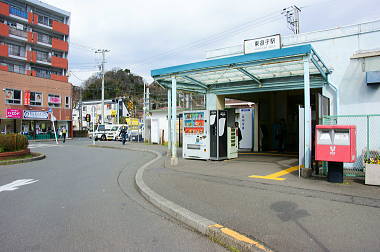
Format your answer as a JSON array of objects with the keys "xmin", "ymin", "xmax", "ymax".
[{"xmin": 283, "ymin": 20, "xmax": 380, "ymax": 115}]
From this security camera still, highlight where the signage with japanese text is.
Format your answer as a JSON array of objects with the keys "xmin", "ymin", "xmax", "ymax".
[
  {"xmin": 24, "ymin": 90, "xmax": 30, "ymax": 106},
  {"xmin": 244, "ymin": 34, "xmax": 281, "ymax": 54},
  {"xmin": 6, "ymin": 109, "xmax": 23, "ymax": 119},
  {"xmin": 23, "ymin": 110, "xmax": 49, "ymax": 119}
]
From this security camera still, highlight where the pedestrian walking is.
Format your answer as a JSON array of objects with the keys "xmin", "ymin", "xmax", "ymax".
[
  {"xmin": 62, "ymin": 127, "xmax": 67, "ymax": 143},
  {"xmin": 119, "ymin": 126, "xmax": 127, "ymax": 145}
]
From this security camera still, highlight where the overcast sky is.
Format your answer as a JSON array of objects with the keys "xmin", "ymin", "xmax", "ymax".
[{"xmin": 41, "ymin": 0, "xmax": 379, "ymax": 86}]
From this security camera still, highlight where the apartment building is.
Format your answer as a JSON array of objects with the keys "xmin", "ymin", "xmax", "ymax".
[{"xmin": 0, "ymin": 0, "xmax": 72, "ymax": 139}]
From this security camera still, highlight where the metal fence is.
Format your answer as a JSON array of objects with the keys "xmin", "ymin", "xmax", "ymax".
[{"xmin": 322, "ymin": 114, "xmax": 380, "ymax": 177}]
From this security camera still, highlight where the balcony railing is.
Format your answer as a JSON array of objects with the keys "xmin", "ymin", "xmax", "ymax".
[
  {"xmin": 9, "ymin": 27, "xmax": 28, "ymax": 38},
  {"xmin": 9, "ymin": 7, "xmax": 28, "ymax": 19}
]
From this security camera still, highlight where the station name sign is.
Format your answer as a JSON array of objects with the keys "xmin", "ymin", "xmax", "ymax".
[{"xmin": 244, "ymin": 34, "xmax": 281, "ymax": 54}]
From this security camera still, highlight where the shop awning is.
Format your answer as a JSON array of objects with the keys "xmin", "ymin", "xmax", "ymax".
[{"xmin": 151, "ymin": 44, "xmax": 330, "ymax": 94}]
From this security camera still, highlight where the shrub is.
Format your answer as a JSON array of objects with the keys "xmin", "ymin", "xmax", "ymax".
[{"xmin": 0, "ymin": 134, "xmax": 29, "ymax": 153}]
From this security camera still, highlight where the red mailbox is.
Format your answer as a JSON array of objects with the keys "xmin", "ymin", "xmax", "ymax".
[{"xmin": 315, "ymin": 125, "xmax": 356, "ymax": 163}]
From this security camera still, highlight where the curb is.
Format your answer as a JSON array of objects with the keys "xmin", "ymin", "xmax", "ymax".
[
  {"xmin": 90, "ymin": 144, "xmax": 272, "ymax": 252},
  {"xmin": 0, "ymin": 152, "xmax": 46, "ymax": 165}
]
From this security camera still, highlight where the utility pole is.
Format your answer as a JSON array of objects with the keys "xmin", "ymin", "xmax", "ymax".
[
  {"xmin": 79, "ymin": 87, "xmax": 82, "ymax": 130},
  {"xmin": 95, "ymin": 49, "xmax": 110, "ymax": 124},
  {"xmin": 143, "ymin": 82, "xmax": 146, "ymax": 141},
  {"xmin": 282, "ymin": 5, "xmax": 301, "ymax": 34}
]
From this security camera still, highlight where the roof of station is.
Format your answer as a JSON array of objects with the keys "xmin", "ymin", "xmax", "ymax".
[{"xmin": 151, "ymin": 44, "xmax": 330, "ymax": 95}]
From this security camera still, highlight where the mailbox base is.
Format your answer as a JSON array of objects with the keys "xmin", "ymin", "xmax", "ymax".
[{"xmin": 327, "ymin": 162, "xmax": 344, "ymax": 183}]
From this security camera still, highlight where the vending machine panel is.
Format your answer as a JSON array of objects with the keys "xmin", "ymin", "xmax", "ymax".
[
  {"xmin": 210, "ymin": 110, "xmax": 228, "ymax": 160},
  {"xmin": 183, "ymin": 110, "xmax": 210, "ymax": 160}
]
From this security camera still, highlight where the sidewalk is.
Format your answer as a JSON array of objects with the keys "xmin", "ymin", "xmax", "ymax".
[{"xmin": 139, "ymin": 145, "xmax": 380, "ymax": 252}]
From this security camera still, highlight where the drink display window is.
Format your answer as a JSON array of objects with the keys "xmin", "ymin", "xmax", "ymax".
[{"xmin": 184, "ymin": 112, "xmax": 205, "ymax": 135}]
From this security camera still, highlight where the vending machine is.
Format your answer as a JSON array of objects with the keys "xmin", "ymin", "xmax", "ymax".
[
  {"xmin": 227, "ymin": 127, "xmax": 238, "ymax": 159},
  {"xmin": 210, "ymin": 110, "xmax": 228, "ymax": 160},
  {"xmin": 182, "ymin": 110, "xmax": 210, "ymax": 160}
]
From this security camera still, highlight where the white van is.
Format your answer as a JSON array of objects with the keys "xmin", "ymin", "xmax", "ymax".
[
  {"xmin": 93, "ymin": 124, "xmax": 113, "ymax": 141},
  {"xmin": 106, "ymin": 124, "xmax": 127, "ymax": 140}
]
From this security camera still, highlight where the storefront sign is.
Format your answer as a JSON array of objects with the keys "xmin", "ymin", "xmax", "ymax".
[
  {"xmin": 48, "ymin": 96, "xmax": 61, "ymax": 104},
  {"xmin": 6, "ymin": 109, "xmax": 23, "ymax": 119},
  {"xmin": 23, "ymin": 110, "xmax": 49, "ymax": 119},
  {"xmin": 244, "ymin": 34, "xmax": 281, "ymax": 54},
  {"xmin": 24, "ymin": 90, "xmax": 30, "ymax": 106}
]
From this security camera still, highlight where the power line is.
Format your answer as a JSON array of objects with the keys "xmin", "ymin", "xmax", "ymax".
[
  {"xmin": 130, "ymin": 11, "xmax": 282, "ymax": 66},
  {"xmin": 69, "ymin": 41, "xmax": 96, "ymax": 51},
  {"xmin": 69, "ymin": 71, "xmax": 86, "ymax": 82}
]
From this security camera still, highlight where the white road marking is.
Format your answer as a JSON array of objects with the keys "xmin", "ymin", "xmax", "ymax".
[
  {"xmin": 0, "ymin": 179, "xmax": 39, "ymax": 192},
  {"xmin": 29, "ymin": 144, "xmax": 63, "ymax": 149}
]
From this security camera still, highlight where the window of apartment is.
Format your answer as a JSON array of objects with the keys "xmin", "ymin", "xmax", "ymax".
[
  {"xmin": 30, "ymin": 92, "xmax": 42, "ymax": 106},
  {"xmin": 37, "ymin": 32, "xmax": 51, "ymax": 44},
  {"xmin": 65, "ymin": 96, "xmax": 71, "ymax": 108},
  {"xmin": 9, "ymin": 5, "xmax": 27, "ymax": 19},
  {"xmin": 35, "ymin": 50, "xmax": 50, "ymax": 62},
  {"xmin": 48, "ymin": 94, "xmax": 61, "ymax": 107},
  {"xmin": 8, "ymin": 63, "xmax": 25, "ymax": 74},
  {"xmin": 52, "ymin": 51, "xmax": 63, "ymax": 58},
  {"xmin": 5, "ymin": 20, "xmax": 25, "ymax": 30},
  {"xmin": 5, "ymin": 89, "xmax": 21, "ymax": 104},
  {"xmin": 34, "ymin": 68, "xmax": 51, "ymax": 79},
  {"xmin": 8, "ymin": 43, "xmax": 25, "ymax": 57},
  {"xmin": 38, "ymin": 15, "xmax": 52, "ymax": 26}
]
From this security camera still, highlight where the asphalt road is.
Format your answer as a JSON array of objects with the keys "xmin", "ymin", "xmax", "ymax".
[{"xmin": 0, "ymin": 139, "xmax": 224, "ymax": 251}]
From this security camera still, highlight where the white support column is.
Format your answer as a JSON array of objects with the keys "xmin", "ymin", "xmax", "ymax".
[
  {"xmin": 171, "ymin": 76, "xmax": 178, "ymax": 165},
  {"xmin": 167, "ymin": 88, "xmax": 172, "ymax": 156},
  {"xmin": 304, "ymin": 55, "xmax": 312, "ymax": 169}
]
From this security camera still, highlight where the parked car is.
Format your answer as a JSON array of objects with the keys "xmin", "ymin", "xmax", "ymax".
[
  {"xmin": 107, "ymin": 124, "xmax": 127, "ymax": 141},
  {"xmin": 93, "ymin": 124, "xmax": 113, "ymax": 141}
]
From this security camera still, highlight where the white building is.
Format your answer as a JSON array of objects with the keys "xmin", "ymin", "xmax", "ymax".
[
  {"xmin": 151, "ymin": 19, "xmax": 380, "ymax": 175},
  {"xmin": 72, "ymin": 99, "xmax": 129, "ymax": 130},
  {"xmin": 206, "ymin": 19, "xmax": 380, "ymax": 116}
]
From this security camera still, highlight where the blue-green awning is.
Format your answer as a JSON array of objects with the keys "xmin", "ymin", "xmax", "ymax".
[{"xmin": 151, "ymin": 44, "xmax": 330, "ymax": 94}]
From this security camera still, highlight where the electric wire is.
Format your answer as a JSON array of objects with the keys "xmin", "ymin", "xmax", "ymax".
[{"xmin": 131, "ymin": 12, "xmax": 282, "ymax": 66}]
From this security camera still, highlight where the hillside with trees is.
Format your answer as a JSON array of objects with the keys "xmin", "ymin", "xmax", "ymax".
[{"xmin": 73, "ymin": 68, "xmax": 205, "ymax": 117}]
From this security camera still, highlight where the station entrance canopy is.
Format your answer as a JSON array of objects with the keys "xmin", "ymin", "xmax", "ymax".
[
  {"xmin": 151, "ymin": 44, "xmax": 330, "ymax": 94},
  {"xmin": 151, "ymin": 44, "xmax": 331, "ymax": 169}
]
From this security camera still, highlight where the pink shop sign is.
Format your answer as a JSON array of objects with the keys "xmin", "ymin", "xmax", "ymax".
[
  {"xmin": 48, "ymin": 96, "xmax": 61, "ymax": 104},
  {"xmin": 6, "ymin": 109, "xmax": 23, "ymax": 119}
]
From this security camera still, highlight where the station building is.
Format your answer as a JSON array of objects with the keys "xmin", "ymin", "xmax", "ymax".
[
  {"xmin": 0, "ymin": 0, "xmax": 72, "ymax": 139},
  {"xmin": 151, "ymin": 19, "xmax": 380, "ymax": 174}
]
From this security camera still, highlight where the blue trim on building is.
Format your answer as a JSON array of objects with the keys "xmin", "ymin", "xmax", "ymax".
[{"xmin": 151, "ymin": 44, "xmax": 312, "ymax": 77}]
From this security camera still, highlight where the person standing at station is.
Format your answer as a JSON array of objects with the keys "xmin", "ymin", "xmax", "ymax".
[{"xmin": 235, "ymin": 122, "xmax": 242, "ymax": 147}]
